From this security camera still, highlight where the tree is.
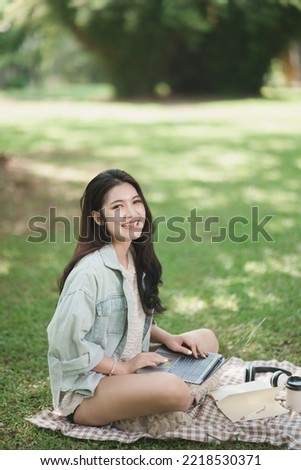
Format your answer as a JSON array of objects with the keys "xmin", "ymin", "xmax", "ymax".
[
  {"xmin": 0, "ymin": 0, "xmax": 43, "ymax": 87},
  {"xmin": 198, "ymin": 0, "xmax": 301, "ymax": 94},
  {"xmin": 2, "ymin": 0, "xmax": 301, "ymax": 96},
  {"xmin": 44, "ymin": 0, "xmax": 301, "ymax": 96},
  {"xmin": 0, "ymin": 0, "xmax": 101, "ymax": 87}
]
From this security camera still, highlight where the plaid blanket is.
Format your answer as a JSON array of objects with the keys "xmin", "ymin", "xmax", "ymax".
[{"xmin": 28, "ymin": 357, "xmax": 301, "ymax": 449}]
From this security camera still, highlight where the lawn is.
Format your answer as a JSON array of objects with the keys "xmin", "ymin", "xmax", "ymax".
[{"xmin": 0, "ymin": 86, "xmax": 301, "ymax": 450}]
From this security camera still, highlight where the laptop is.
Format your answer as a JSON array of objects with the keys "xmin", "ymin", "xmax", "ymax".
[{"xmin": 138, "ymin": 318, "xmax": 266, "ymax": 385}]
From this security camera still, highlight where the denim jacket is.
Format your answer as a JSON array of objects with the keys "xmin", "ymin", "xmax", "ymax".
[{"xmin": 47, "ymin": 244, "xmax": 153, "ymax": 408}]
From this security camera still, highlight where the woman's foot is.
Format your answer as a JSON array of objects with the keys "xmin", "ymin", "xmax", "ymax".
[{"xmin": 114, "ymin": 410, "xmax": 193, "ymax": 436}]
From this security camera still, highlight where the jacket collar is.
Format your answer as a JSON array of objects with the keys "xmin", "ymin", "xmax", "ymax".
[{"xmin": 98, "ymin": 244, "xmax": 121, "ymax": 270}]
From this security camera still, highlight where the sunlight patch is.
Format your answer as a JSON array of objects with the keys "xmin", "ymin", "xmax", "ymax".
[
  {"xmin": 0, "ymin": 259, "xmax": 11, "ymax": 275},
  {"xmin": 10, "ymin": 156, "xmax": 94, "ymax": 183},
  {"xmin": 148, "ymin": 191, "xmax": 167, "ymax": 203},
  {"xmin": 212, "ymin": 294, "xmax": 239, "ymax": 312},
  {"xmin": 246, "ymin": 287, "xmax": 280, "ymax": 306},
  {"xmin": 269, "ymin": 256, "xmax": 301, "ymax": 278},
  {"xmin": 245, "ymin": 255, "xmax": 301, "ymax": 278},
  {"xmin": 243, "ymin": 185, "xmax": 299, "ymax": 209},
  {"xmin": 173, "ymin": 295, "xmax": 207, "ymax": 315},
  {"xmin": 244, "ymin": 261, "xmax": 267, "ymax": 274},
  {"xmin": 105, "ymin": 146, "xmax": 140, "ymax": 158}
]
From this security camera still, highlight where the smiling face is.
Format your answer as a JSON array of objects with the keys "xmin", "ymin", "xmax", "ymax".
[{"xmin": 99, "ymin": 182, "xmax": 146, "ymax": 246}]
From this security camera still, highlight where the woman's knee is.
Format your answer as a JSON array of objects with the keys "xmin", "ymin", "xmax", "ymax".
[
  {"xmin": 188, "ymin": 327, "xmax": 219, "ymax": 353},
  {"xmin": 157, "ymin": 374, "xmax": 193, "ymax": 411},
  {"xmin": 203, "ymin": 328, "xmax": 219, "ymax": 352}
]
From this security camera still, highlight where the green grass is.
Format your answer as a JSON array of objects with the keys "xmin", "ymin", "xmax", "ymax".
[
  {"xmin": 1, "ymin": 86, "xmax": 301, "ymax": 450},
  {"xmin": 0, "ymin": 83, "xmax": 115, "ymax": 101}
]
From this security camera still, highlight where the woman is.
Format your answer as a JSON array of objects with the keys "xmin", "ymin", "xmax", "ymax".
[{"xmin": 47, "ymin": 169, "xmax": 219, "ymax": 432}]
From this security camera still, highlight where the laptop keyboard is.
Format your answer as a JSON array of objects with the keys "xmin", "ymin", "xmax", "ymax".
[{"xmin": 168, "ymin": 354, "xmax": 218, "ymax": 382}]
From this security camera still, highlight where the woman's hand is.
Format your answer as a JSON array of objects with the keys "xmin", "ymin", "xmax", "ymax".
[
  {"xmin": 163, "ymin": 334, "xmax": 208, "ymax": 358},
  {"xmin": 117, "ymin": 352, "xmax": 169, "ymax": 374}
]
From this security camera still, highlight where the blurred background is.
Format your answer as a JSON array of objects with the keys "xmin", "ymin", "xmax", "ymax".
[{"xmin": 1, "ymin": 0, "xmax": 301, "ymax": 97}]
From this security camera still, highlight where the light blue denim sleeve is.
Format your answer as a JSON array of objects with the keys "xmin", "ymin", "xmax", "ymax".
[{"xmin": 48, "ymin": 288, "xmax": 105, "ymax": 376}]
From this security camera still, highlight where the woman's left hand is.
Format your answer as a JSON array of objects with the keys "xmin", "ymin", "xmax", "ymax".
[{"xmin": 163, "ymin": 334, "xmax": 208, "ymax": 358}]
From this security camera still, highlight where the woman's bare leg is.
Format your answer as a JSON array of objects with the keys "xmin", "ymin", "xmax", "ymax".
[
  {"xmin": 74, "ymin": 328, "xmax": 218, "ymax": 426},
  {"xmin": 184, "ymin": 327, "xmax": 219, "ymax": 353},
  {"xmin": 74, "ymin": 372, "xmax": 193, "ymax": 427}
]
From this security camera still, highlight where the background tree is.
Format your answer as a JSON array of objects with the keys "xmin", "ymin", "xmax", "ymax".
[
  {"xmin": 0, "ymin": 0, "xmax": 41, "ymax": 87},
  {"xmin": 44, "ymin": 0, "xmax": 301, "ymax": 96},
  {"xmin": 0, "ymin": 0, "xmax": 101, "ymax": 88},
  {"xmin": 1, "ymin": 0, "xmax": 301, "ymax": 96}
]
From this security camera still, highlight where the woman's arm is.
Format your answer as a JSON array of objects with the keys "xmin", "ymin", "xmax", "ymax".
[
  {"xmin": 150, "ymin": 323, "xmax": 174, "ymax": 345},
  {"xmin": 92, "ymin": 352, "xmax": 169, "ymax": 375},
  {"xmin": 151, "ymin": 323, "xmax": 207, "ymax": 358}
]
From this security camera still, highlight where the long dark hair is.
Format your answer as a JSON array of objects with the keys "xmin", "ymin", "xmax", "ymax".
[{"xmin": 58, "ymin": 169, "xmax": 166, "ymax": 314}]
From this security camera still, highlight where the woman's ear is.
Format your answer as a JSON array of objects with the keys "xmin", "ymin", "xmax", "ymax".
[{"xmin": 91, "ymin": 211, "xmax": 103, "ymax": 226}]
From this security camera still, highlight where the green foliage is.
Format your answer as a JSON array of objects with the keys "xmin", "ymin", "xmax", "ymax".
[
  {"xmin": 0, "ymin": 0, "xmax": 43, "ymax": 86},
  {"xmin": 0, "ymin": 0, "xmax": 102, "ymax": 87},
  {"xmin": 1, "ymin": 0, "xmax": 301, "ymax": 95},
  {"xmin": 45, "ymin": 0, "xmax": 301, "ymax": 96}
]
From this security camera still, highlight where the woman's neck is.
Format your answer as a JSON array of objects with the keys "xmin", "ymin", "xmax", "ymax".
[{"xmin": 113, "ymin": 241, "xmax": 131, "ymax": 269}]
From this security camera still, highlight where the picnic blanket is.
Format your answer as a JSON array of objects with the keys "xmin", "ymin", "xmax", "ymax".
[{"xmin": 28, "ymin": 357, "xmax": 301, "ymax": 449}]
